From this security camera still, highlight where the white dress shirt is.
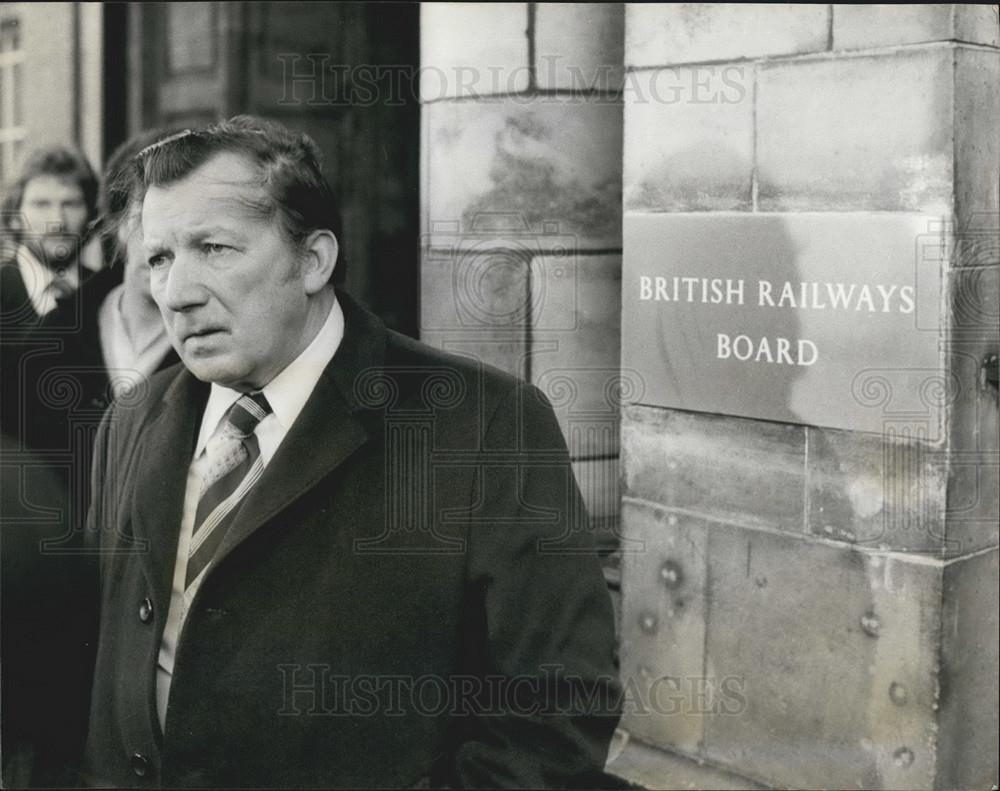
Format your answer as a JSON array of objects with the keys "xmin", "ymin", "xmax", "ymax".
[
  {"xmin": 16, "ymin": 244, "xmax": 79, "ymax": 317},
  {"xmin": 156, "ymin": 296, "xmax": 345, "ymax": 729}
]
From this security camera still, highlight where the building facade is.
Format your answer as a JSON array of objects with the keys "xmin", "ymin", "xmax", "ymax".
[
  {"xmin": 419, "ymin": 5, "xmax": 998, "ymax": 789},
  {"xmin": 2, "ymin": 3, "xmax": 998, "ymax": 789}
]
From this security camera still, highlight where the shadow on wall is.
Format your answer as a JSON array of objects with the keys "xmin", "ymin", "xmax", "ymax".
[{"xmin": 648, "ymin": 145, "xmax": 808, "ymax": 426}]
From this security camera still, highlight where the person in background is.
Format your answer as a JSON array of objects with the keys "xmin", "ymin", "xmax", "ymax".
[
  {"xmin": 0, "ymin": 146, "xmax": 98, "ymax": 327},
  {"xmin": 0, "ymin": 134, "xmax": 176, "ymax": 788},
  {"xmin": 86, "ymin": 129, "xmax": 181, "ymax": 401},
  {"xmin": 19, "ymin": 129, "xmax": 181, "ymax": 459},
  {"xmin": 0, "ymin": 146, "xmax": 99, "ymax": 441}
]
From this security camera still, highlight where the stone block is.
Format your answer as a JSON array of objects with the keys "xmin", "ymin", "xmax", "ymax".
[
  {"xmin": 606, "ymin": 732, "xmax": 766, "ymax": 790},
  {"xmin": 955, "ymin": 48, "xmax": 1000, "ymax": 224},
  {"xmin": 419, "ymin": 247, "xmax": 529, "ymax": 378},
  {"xmin": 534, "ymin": 3, "xmax": 625, "ymax": 92},
  {"xmin": 833, "ymin": 5, "xmax": 953, "ymax": 49},
  {"xmin": 420, "ymin": 3, "xmax": 529, "ymax": 100},
  {"xmin": 702, "ymin": 526, "xmax": 941, "ymax": 790},
  {"xmin": 954, "ymin": 4, "xmax": 1000, "ymax": 47},
  {"xmin": 423, "ymin": 98, "xmax": 623, "ymax": 250},
  {"xmin": 593, "ymin": 515, "xmax": 624, "ymax": 558},
  {"xmin": 621, "ymin": 406, "xmax": 805, "ymax": 533},
  {"xmin": 602, "ymin": 550, "xmax": 622, "ymax": 587},
  {"xmin": 420, "ymin": 241, "xmax": 532, "ymax": 332},
  {"xmin": 608, "ymin": 586, "xmax": 622, "ymax": 652},
  {"xmin": 806, "ymin": 427, "xmax": 949, "ymax": 553},
  {"xmin": 418, "ymin": 333, "xmax": 527, "ymax": 381},
  {"xmin": 833, "ymin": 4, "xmax": 1000, "ymax": 50},
  {"xmin": 757, "ymin": 49, "xmax": 954, "ymax": 212},
  {"xmin": 946, "ymin": 265, "xmax": 1000, "ymax": 555},
  {"xmin": 623, "ymin": 66, "xmax": 754, "ymax": 211},
  {"xmin": 936, "ymin": 548, "xmax": 1000, "ymax": 791},
  {"xmin": 619, "ymin": 500, "xmax": 709, "ymax": 755},
  {"xmin": 530, "ymin": 255, "xmax": 622, "ymax": 459},
  {"xmin": 625, "ymin": 4, "xmax": 829, "ymax": 68},
  {"xmin": 572, "ymin": 457, "xmax": 621, "ymax": 521},
  {"xmin": 569, "ymin": 457, "xmax": 621, "ymax": 554}
]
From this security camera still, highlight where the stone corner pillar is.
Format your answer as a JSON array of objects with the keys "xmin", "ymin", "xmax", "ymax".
[{"xmin": 616, "ymin": 4, "xmax": 998, "ymax": 790}]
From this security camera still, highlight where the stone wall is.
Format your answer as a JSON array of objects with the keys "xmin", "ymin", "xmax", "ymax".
[
  {"xmin": 419, "ymin": 3, "xmax": 626, "ymax": 561},
  {"xmin": 616, "ymin": 5, "xmax": 998, "ymax": 790},
  {"xmin": 418, "ymin": 4, "xmax": 998, "ymax": 789}
]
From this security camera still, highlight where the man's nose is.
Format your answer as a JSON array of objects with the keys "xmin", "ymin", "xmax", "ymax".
[
  {"xmin": 53, "ymin": 204, "xmax": 72, "ymax": 231},
  {"xmin": 161, "ymin": 254, "xmax": 209, "ymax": 312},
  {"xmin": 37, "ymin": 208, "xmax": 66, "ymax": 233}
]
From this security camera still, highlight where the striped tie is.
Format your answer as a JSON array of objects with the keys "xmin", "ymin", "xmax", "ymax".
[{"xmin": 185, "ymin": 392, "xmax": 272, "ymax": 591}]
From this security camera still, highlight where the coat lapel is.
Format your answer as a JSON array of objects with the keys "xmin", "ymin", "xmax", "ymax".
[
  {"xmin": 130, "ymin": 370, "xmax": 208, "ymax": 606},
  {"xmin": 212, "ymin": 293, "xmax": 386, "ymax": 568},
  {"xmin": 1, "ymin": 263, "xmax": 36, "ymax": 327}
]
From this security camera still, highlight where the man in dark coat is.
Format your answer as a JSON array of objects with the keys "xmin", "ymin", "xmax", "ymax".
[
  {"xmin": 1, "ymin": 146, "xmax": 99, "ymax": 443},
  {"xmin": 13, "ymin": 129, "xmax": 181, "ymax": 486},
  {"xmin": 1, "ymin": 433, "xmax": 95, "ymax": 788},
  {"xmin": 81, "ymin": 116, "xmax": 620, "ymax": 788},
  {"xmin": 0, "ymin": 146, "xmax": 98, "ymax": 329}
]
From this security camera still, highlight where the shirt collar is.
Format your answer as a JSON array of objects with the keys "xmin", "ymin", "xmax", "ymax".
[
  {"xmin": 194, "ymin": 295, "xmax": 345, "ymax": 457},
  {"xmin": 16, "ymin": 245, "xmax": 80, "ymax": 314}
]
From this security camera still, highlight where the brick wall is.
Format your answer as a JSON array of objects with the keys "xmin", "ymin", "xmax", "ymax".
[{"xmin": 617, "ymin": 5, "xmax": 998, "ymax": 790}]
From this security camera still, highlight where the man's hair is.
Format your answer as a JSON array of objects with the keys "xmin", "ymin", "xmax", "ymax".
[
  {"xmin": 1, "ymin": 146, "xmax": 99, "ymax": 238},
  {"xmin": 130, "ymin": 116, "xmax": 344, "ymax": 273},
  {"xmin": 98, "ymin": 126, "xmax": 184, "ymax": 266}
]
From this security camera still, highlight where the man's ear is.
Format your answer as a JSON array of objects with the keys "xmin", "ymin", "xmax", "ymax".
[{"xmin": 301, "ymin": 230, "xmax": 338, "ymax": 294}]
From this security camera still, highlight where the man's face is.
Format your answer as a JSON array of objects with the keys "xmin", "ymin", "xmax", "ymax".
[
  {"xmin": 19, "ymin": 175, "xmax": 89, "ymax": 267},
  {"xmin": 143, "ymin": 151, "xmax": 314, "ymax": 391}
]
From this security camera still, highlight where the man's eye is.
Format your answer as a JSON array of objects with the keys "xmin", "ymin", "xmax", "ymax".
[
  {"xmin": 148, "ymin": 254, "xmax": 169, "ymax": 269},
  {"xmin": 202, "ymin": 243, "xmax": 231, "ymax": 255}
]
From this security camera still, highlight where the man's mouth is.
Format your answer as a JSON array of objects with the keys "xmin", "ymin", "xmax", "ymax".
[
  {"xmin": 182, "ymin": 327, "xmax": 226, "ymax": 342},
  {"xmin": 42, "ymin": 237, "xmax": 77, "ymax": 259}
]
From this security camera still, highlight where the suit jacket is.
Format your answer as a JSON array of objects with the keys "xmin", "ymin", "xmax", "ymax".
[
  {"xmin": 2, "ymin": 266, "xmax": 177, "ymax": 538},
  {"xmin": 13, "ymin": 266, "xmax": 175, "ymax": 447},
  {"xmin": 1, "ymin": 257, "xmax": 40, "ymax": 330},
  {"xmin": 1, "ymin": 262, "xmax": 120, "ymax": 439},
  {"xmin": 81, "ymin": 293, "xmax": 621, "ymax": 788},
  {"xmin": 1, "ymin": 257, "xmax": 42, "ymax": 437},
  {"xmin": 1, "ymin": 266, "xmax": 176, "ymax": 785}
]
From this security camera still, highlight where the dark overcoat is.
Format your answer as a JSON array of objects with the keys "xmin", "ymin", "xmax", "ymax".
[
  {"xmin": 0, "ymin": 258, "xmax": 39, "ymax": 330},
  {"xmin": 81, "ymin": 295, "xmax": 621, "ymax": 788}
]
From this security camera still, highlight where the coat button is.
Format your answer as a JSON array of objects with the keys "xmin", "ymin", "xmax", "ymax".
[
  {"xmin": 139, "ymin": 598, "xmax": 154, "ymax": 624},
  {"xmin": 130, "ymin": 752, "xmax": 149, "ymax": 777}
]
